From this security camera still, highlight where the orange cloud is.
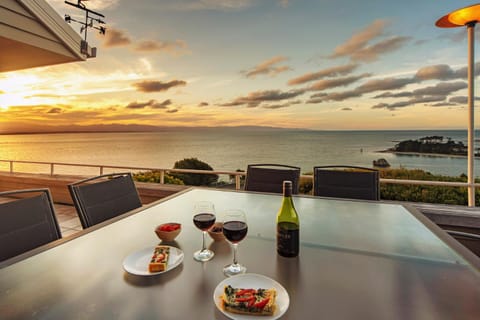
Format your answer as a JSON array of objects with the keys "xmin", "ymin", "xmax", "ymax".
[
  {"xmin": 103, "ymin": 28, "xmax": 131, "ymax": 47},
  {"xmin": 244, "ymin": 56, "xmax": 291, "ymax": 78},
  {"xmin": 329, "ymin": 20, "xmax": 409, "ymax": 62},
  {"xmin": 132, "ymin": 80, "xmax": 186, "ymax": 92},
  {"xmin": 288, "ymin": 64, "xmax": 358, "ymax": 85}
]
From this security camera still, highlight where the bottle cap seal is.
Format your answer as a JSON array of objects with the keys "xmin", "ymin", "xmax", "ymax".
[{"xmin": 283, "ymin": 180, "xmax": 292, "ymax": 196}]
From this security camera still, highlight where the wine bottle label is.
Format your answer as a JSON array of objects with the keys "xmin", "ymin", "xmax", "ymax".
[{"xmin": 277, "ymin": 223, "xmax": 299, "ymax": 257}]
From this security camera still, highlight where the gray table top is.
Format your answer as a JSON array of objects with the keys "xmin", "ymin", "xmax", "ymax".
[{"xmin": 1, "ymin": 188, "xmax": 480, "ymax": 319}]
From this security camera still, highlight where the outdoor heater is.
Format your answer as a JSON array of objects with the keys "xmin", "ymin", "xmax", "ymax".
[{"xmin": 436, "ymin": 3, "xmax": 480, "ymax": 207}]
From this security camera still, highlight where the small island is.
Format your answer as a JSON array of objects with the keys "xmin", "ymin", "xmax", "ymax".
[{"xmin": 384, "ymin": 135, "xmax": 479, "ymax": 157}]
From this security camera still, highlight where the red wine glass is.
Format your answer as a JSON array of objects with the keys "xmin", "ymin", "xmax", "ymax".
[
  {"xmin": 193, "ymin": 201, "xmax": 216, "ymax": 262},
  {"xmin": 222, "ymin": 209, "xmax": 248, "ymax": 276}
]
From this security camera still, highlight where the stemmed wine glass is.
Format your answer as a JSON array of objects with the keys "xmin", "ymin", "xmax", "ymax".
[
  {"xmin": 222, "ymin": 209, "xmax": 248, "ymax": 277},
  {"xmin": 192, "ymin": 201, "xmax": 216, "ymax": 262}
]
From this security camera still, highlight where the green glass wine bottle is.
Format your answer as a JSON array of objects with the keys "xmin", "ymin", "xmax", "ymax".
[{"xmin": 276, "ymin": 180, "xmax": 299, "ymax": 257}]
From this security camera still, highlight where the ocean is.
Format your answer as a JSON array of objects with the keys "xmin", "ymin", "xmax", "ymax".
[{"xmin": 0, "ymin": 129, "xmax": 478, "ymax": 178}]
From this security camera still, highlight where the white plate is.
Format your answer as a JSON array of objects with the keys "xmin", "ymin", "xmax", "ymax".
[
  {"xmin": 213, "ymin": 273, "xmax": 290, "ymax": 320},
  {"xmin": 123, "ymin": 246, "xmax": 184, "ymax": 276}
]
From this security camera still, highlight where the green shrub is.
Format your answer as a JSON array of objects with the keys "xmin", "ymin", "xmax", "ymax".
[
  {"xmin": 133, "ymin": 170, "xmax": 184, "ymax": 185},
  {"xmin": 379, "ymin": 168, "xmax": 473, "ymax": 205},
  {"xmin": 170, "ymin": 158, "xmax": 219, "ymax": 186}
]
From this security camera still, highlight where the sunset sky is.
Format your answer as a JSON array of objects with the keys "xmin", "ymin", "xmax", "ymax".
[{"xmin": 1, "ymin": 0, "xmax": 480, "ymax": 132}]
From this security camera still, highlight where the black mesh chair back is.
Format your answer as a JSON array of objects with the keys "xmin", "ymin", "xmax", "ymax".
[
  {"xmin": 0, "ymin": 188, "xmax": 61, "ymax": 262},
  {"xmin": 313, "ymin": 165, "xmax": 380, "ymax": 200},
  {"xmin": 68, "ymin": 172, "xmax": 142, "ymax": 229},
  {"xmin": 244, "ymin": 164, "xmax": 301, "ymax": 194}
]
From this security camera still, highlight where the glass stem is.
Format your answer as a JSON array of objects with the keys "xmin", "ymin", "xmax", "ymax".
[
  {"xmin": 233, "ymin": 243, "xmax": 238, "ymax": 265},
  {"xmin": 201, "ymin": 231, "xmax": 207, "ymax": 251}
]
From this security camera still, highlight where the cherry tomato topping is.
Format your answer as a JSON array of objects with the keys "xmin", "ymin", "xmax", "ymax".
[{"xmin": 254, "ymin": 298, "xmax": 270, "ymax": 309}]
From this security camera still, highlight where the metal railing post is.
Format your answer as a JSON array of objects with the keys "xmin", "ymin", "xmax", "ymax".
[
  {"xmin": 9, "ymin": 161, "xmax": 13, "ymax": 173},
  {"xmin": 50, "ymin": 163, "xmax": 54, "ymax": 176},
  {"xmin": 100, "ymin": 166, "xmax": 104, "ymax": 175},
  {"xmin": 160, "ymin": 170, "xmax": 165, "ymax": 184},
  {"xmin": 235, "ymin": 174, "xmax": 241, "ymax": 190}
]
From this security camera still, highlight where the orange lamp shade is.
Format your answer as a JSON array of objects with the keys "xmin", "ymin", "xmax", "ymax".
[{"xmin": 436, "ymin": 3, "xmax": 480, "ymax": 28}]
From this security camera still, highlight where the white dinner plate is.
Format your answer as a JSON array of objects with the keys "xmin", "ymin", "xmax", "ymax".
[
  {"xmin": 213, "ymin": 273, "xmax": 290, "ymax": 320},
  {"xmin": 122, "ymin": 246, "xmax": 184, "ymax": 276}
]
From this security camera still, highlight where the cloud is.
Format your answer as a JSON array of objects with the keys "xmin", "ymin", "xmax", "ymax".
[
  {"xmin": 132, "ymin": 80, "xmax": 187, "ymax": 92},
  {"xmin": 349, "ymin": 36, "xmax": 410, "ymax": 62},
  {"xmin": 134, "ymin": 40, "xmax": 188, "ymax": 55},
  {"xmin": 356, "ymin": 77, "xmax": 415, "ymax": 93},
  {"xmin": 244, "ymin": 56, "xmax": 291, "ymax": 78},
  {"xmin": 125, "ymin": 99, "xmax": 176, "ymax": 111},
  {"xmin": 307, "ymin": 76, "xmax": 414, "ymax": 103},
  {"xmin": 220, "ymin": 89, "xmax": 305, "ymax": 108},
  {"xmin": 288, "ymin": 63, "xmax": 359, "ymax": 85},
  {"xmin": 341, "ymin": 107, "xmax": 352, "ymax": 111},
  {"xmin": 151, "ymin": 99, "xmax": 172, "ymax": 109},
  {"xmin": 449, "ymin": 96, "xmax": 468, "ymax": 104},
  {"xmin": 126, "ymin": 100, "xmax": 155, "ymax": 109},
  {"xmin": 415, "ymin": 63, "xmax": 480, "ymax": 81},
  {"xmin": 330, "ymin": 20, "xmax": 388, "ymax": 58},
  {"xmin": 102, "ymin": 28, "xmax": 131, "ymax": 47},
  {"xmin": 166, "ymin": 109, "xmax": 178, "ymax": 113},
  {"xmin": 308, "ymin": 73, "xmax": 371, "ymax": 91},
  {"xmin": 47, "ymin": 107, "xmax": 62, "ymax": 114},
  {"xmin": 415, "ymin": 64, "xmax": 455, "ymax": 80},
  {"xmin": 262, "ymin": 99, "xmax": 302, "ymax": 109},
  {"xmin": 371, "ymin": 95, "xmax": 446, "ymax": 110},
  {"xmin": 373, "ymin": 91, "xmax": 412, "ymax": 98},
  {"xmin": 308, "ymin": 90, "xmax": 362, "ymax": 103},
  {"xmin": 430, "ymin": 102, "xmax": 458, "ymax": 107},
  {"xmin": 411, "ymin": 81, "xmax": 467, "ymax": 96},
  {"xmin": 198, "ymin": 102, "xmax": 209, "ymax": 107},
  {"xmin": 328, "ymin": 19, "xmax": 409, "ymax": 62}
]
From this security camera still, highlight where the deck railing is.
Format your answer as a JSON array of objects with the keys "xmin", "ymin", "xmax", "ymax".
[{"xmin": 1, "ymin": 159, "xmax": 479, "ymax": 206}]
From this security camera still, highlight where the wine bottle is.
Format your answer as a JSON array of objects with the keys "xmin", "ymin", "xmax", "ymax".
[{"xmin": 276, "ymin": 180, "xmax": 299, "ymax": 257}]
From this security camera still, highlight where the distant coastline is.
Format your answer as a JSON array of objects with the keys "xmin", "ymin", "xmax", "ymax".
[
  {"xmin": 379, "ymin": 150, "xmax": 479, "ymax": 159},
  {"xmin": 379, "ymin": 135, "xmax": 480, "ymax": 159},
  {"xmin": 0, "ymin": 124, "xmax": 311, "ymax": 135}
]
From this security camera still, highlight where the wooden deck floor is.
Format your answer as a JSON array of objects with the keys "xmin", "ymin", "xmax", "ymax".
[{"xmin": 54, "ymin": 203, "xmax": 82, "ymax": 237}]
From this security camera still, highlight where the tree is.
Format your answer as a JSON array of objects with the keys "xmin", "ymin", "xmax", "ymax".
[{"xmin": 171, "ymin": 158, "xmax": 219, "ymax": 186}]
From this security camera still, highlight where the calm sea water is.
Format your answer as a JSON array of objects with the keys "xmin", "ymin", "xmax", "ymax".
[{"xmin": 0, "ymin": 129, "xmax": 478, "ymax": 177}]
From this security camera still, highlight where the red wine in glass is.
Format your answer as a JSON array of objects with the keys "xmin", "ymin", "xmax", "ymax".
[
  {"xmin": 222, "ymin": 221, "xmax": 248, "ymax": 243},
  {"xmin": 222, "ymin": 209, "xmax": 248, "ymax": 277},
  {"xmin": 193, "ymin": 201, "xmax": 216, "ymax": 262},
  {"xmin": 193, "ymin": 213, "xmax": 216, "ymax": 231}
]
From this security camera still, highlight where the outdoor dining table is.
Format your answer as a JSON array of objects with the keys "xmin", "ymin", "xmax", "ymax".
[{"xmin": 1, "ymin": 187, "xmax": 479, "ymax": 319}]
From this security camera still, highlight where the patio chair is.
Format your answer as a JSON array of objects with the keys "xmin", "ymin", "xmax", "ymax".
[
  {"xmin": 313, "ymin": 165, "xmax": 380, "ymax": 200},
  {"xmin": 68, "ymin": 172, "xmax": 142, "ymax": 229},
  {"xmin": 0, "ymin": 188, "xmax": 62, "ymax": 262},
  {"xmin": 445, "ymin": 230, "xmax": 480, "ymax": 257},
  {"xmin": 244, "ymin": 164, "xmax": 301, "ymax": 194}
]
